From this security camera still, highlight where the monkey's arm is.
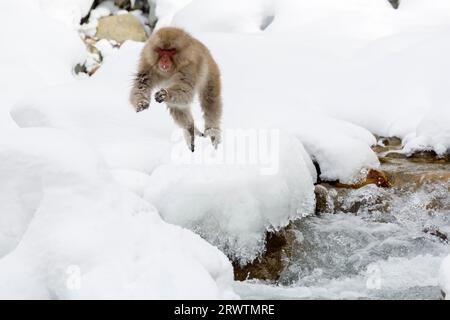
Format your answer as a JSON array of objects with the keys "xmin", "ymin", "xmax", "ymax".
[
  {"xmin": 130, "ymin": 71, "xmax": 154, "ymax": 112},
  {"xmin": 157, "ymin": 65, "xmax": 197, "ymax": 105}
]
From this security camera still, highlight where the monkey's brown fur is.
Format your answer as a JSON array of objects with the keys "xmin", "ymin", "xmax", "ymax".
[{"xmin": 130, "ymin": 27, "xmax": 222, "ymax": 151}]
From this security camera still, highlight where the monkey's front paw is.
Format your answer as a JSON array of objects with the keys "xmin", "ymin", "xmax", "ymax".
[
  {"xmin": 204, "ymin": 128, "xmax": 222, "ymax": 149},
  {"xmin": 135, "ymin": 100, "xmax": 149, "ymax": 112},
  {"xmin": 155, "ymin": 89, "xmax": 168, "ymax": 103}
]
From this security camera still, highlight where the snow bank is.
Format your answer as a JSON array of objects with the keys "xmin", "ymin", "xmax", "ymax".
[
  {"xmin": 0, "ymin": 1, "xmax": 86, "ymax": 129},
  {"xmin": 11, "ymin": 41, "xmax": 172, "ymax": 174},
  {"xmin": 0, "ymin": 128, "xmax": 237, "ymax": 299},
  {"xmin": 3, "ymin": 0, "xmax": 449, "ymax": 299},
  {"xmin": 168, "ymin": 0, "xmax": 450, "ymax": 157},
  {"xmin": 144, "ymin": 133, "xmax": 316, "ymax": 264},
  {"xmin": 154, "ymin": 0, "xmax": 193, "ymax": 29}
]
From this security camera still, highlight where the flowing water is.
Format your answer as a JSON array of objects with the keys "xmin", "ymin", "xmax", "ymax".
[{"xmin": 234, "ymin": 155, "xmax": 450, "ymax": 299}]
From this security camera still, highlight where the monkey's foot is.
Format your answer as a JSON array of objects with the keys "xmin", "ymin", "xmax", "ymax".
[
  {"xmin": 136, "ymin": 100, "xmax": 149, "ymax": 112},
  {"xmin": 204, "ymin": 127, "xmax": 222, "ymax": 149}
]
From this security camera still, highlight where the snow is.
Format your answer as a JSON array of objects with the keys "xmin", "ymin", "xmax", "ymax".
[
  {"xmin": 10, "ymin": 40, "xmax": 317, "ymax": 264},
  {"xmin": 144, "ymin": 132, "xmax": 316, "ymax": 264},
  {"xmin": 440, "ymin": 255, "xmax": 450, "ymax": 300},
  {"xmin": 196, "ymin": 32, "xmax": 380, "ymax": 183},
  {"xmin": 0, "ymin": 127, "xmax": 237, "ymax": 299},
  {"xmin": 402, "ymin": 76, "xmax": 450, "ymax": 156},
  {"xmin": 0, "ymin": 1, "xmax": 87, "ymax": 130},
  {"xmin": 168, "ymin": 0, "xmax": 450, "ymax": 156}
]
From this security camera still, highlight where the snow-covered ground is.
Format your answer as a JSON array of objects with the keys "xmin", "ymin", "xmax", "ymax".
[{"xmin": 0, "ymin": 0, "xmax": 449, "ymax": 299}]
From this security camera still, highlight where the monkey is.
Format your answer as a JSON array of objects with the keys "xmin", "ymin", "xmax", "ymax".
[{"xmin": 129, "ymin": 27, "xmax": 223, "ymax": 152}]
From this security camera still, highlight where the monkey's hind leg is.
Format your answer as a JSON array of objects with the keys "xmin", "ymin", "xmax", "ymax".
[
  {"xmin": 169, "ymin": 107, "xmax": 202, "ymax": 152},
  {"xmin": 200, "ymin": 79, "xmax": 222, "ymax": 149}
]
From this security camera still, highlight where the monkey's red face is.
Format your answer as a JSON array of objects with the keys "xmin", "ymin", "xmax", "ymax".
[{"xmin": 156, "ymin": 48, "xmax": 177, "ymax": 72}]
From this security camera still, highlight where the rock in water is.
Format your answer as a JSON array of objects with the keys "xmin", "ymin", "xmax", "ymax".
[{"xmin": 96, "ymin": 14, "xmax": 147, "ymax": 43}]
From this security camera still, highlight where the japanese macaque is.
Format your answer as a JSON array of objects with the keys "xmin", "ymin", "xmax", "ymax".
[{"xmin": 130, "ymin": 27, "xmax": 222, "ymax": 152}]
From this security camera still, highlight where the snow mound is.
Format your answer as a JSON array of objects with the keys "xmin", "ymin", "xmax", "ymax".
[
  {"xmin": 144, "ymin": 132, "xmax": 316, "ymax": 264},
  {"xmin": 0, "ymin": 128, "xmax": 237, "ymax": 299},
  {"xmin": 10, "ymin": 35, "xmax": 322, "ymax": 263}
]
